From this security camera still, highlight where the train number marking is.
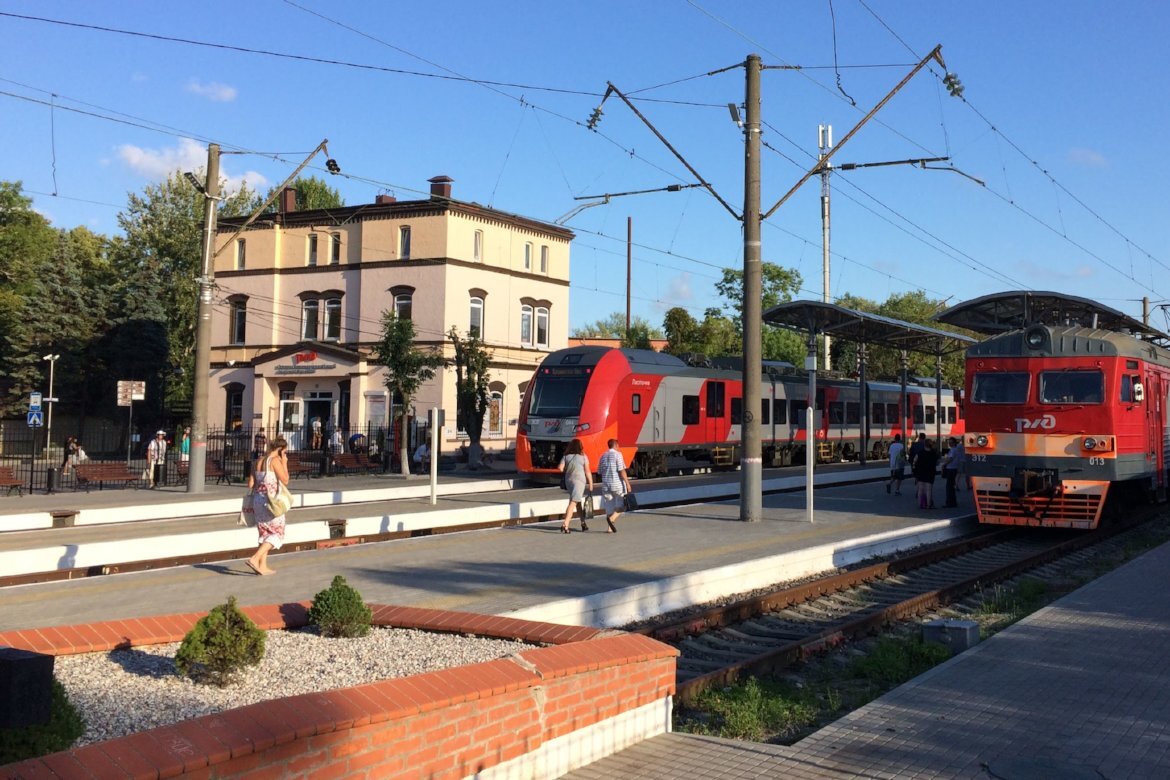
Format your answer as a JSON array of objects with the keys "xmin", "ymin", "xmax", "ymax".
[
  {"xmin": 970, "ymin": 454, "xmax": 987, "ymax": 462},
  {"xmin": 1014, "ymin": 414, "xmax": 1056, "ymax": 433},
  {"xmin": 1088, "ymin": 456, "xmax": 1106, "ymax": 466}
]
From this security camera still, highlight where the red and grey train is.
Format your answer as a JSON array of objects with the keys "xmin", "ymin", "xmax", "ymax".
[
  {"xmin": 516, "ymin": 346, "xmax": 961, "ymax": 480},
  {"xmin": 938, "ymin": 291, "xmax": 1170, "ymax": 530}
]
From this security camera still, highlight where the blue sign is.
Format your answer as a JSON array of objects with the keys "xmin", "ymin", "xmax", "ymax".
[
  {"xmin": 29, "ymin": 392, "xmax": 42, "ymax": 412},
  {"xmin": 27, "ymin": 410, "xmax": 43, "ymax": 427}
]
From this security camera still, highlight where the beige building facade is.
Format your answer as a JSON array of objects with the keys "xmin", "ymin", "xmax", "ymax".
[{"xmin": 208, "ymin": 176, "xmax": 573, "ymax": 454}]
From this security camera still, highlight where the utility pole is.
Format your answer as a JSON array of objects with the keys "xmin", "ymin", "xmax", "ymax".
[
  {"xmin": 626, "ymin": 217, "xmax": 632, "ymax": 336},
  {"xmin": 189, "ymin": 143, "xmax": 220, "ymax": 493},
  {"xmin": 818, "ymin": 124, "xmax": 833, "ymax": 369},
  {"xmin": 740, "ymin": 54, "xmax": 763, "ymax": 522},
  {"xmin": 1143, "ymin": 296, "xmax": 1150, "ymax": 326}
]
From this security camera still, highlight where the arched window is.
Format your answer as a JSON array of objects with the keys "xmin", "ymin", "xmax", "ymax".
[
  {"xmin": 395, "ymin": 293, "xmax": 413, "ymax": 320},
  {"xmin": 324, "ymin": 298, "xmax": 341, "ymax": 340},
  {"xmin": 535, "ymin": 306, "xmax": 549, "ymax": 348},
  {"xmin": 520, "ymin": 304, "xmax": 533, "ymax": 346},
  {"xmin": 489, "ymin": 389, "xmax": 504, "ymax": 437},
  {"xmin": 302, "ymin": 299, "xmax": 320, "ymax": 340},
  {"xmin": 229, "ymin": 298, "xmax": 247, "ymax": 344},
  {"xmin": 469, "ymin": 296, "xmax": 484, "ymax": 338}
]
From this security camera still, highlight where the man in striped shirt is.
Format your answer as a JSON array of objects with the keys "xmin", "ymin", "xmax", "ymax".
[{"xmin": 597, "ymin": 439, "xmax": 634, "ymax": 533}]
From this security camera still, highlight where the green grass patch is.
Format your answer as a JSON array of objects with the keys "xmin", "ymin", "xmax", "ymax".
[
  {"xmin": 846, "ymin": 636, "xmax": 952, "ymax": 687},
  {"xmin": 0, "ymin": 680, "xmax": 85, "ymax": 765},
  {"xmin": 674, "ymin": 677, "xmax": 821, "ymax": 742}
]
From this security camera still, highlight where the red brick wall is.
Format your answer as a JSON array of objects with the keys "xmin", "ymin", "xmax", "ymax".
[{"xmin": 1, "ymin": 604, "xmax": 677, "ymax": 779}]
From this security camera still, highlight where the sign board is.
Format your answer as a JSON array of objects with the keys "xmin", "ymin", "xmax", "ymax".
[
  {"xmin": 116, "ymin": 380, "xmax": 147, "ymax": 407},
  {"xmin": 29, "ymin": 392, "xmax": 42, "ymax": 412},
  {"xmin": 27, "ymin": 410, "xmax": 43, "ymax": 427}
]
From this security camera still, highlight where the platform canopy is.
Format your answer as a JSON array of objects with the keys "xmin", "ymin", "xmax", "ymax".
[
  {"xmin": 763, "ymin": 300, "xmax": 976, "ymax": 355},
  {"xmin": 933, "ymin": 290, "xmax": 1170, "ymax": 346}
]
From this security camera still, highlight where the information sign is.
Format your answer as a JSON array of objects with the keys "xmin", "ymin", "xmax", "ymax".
[
  {"xmin": 27, "ymin": 410, "xmax": 43, "ymax": 427},
  {"xmin": 116, "ymin": 380, "xmax": 147, "ymax": 407},
  {"xmin": 29, "ymin": 392, "xmax": 42, "ymax": 412}
]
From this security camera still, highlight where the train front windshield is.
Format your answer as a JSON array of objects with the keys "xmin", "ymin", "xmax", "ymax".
[
  {"xmin": 971, "ymin": 372, "xmax": 1030, "ymax": 404},
  {"xmin": 528, "ymin": 373, "xmax": 589, "ymax": 418}
]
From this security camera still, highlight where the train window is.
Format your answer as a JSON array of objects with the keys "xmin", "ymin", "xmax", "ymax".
[
  {"xmin": 1126, "ymin": 360, "xmax": 1139, "ymax": 370},
  {"xmin": 790, "ymin": 399, "xmax": 807, "ymax": 428},
  {"xmin": 886, "ymin": 403, "xmax": 899, "ymax": 423},
  {"xmin": 948, "ymin": 407, "xmax": 956, "ymax": 424},
  {"xmin": 1039, "ymin": 369, "xmax": 1103, "ymax": 404},
  {"xmin": 773, "ymin": 399, "xmax": 787, "ymax": 424},
  {"xmin": 682, "ymin": 395, "xmax": 700, "ymax": 425},
  {"xmin": 971, "ymin": 372, "xmax": 1030, "ymax": 404},
  {"xmin": 731, "ymin": 397, "xmax": 743, "ymax": 424},
  {"xmin": 846, "ymin": 402, "xmax": 860, "ymax": 424},
  {"xmin": 872, "ymin": 403, "xmax": 886, "ymax": 425},
  {"xmin": 528, "ymin": 373, "xmax": 590, "ymax": 417},
  {"xmin": 761, "ymin": 399, "xmax": 770, "ymax": 425},
  {"xmin": 631, "ymin": 393, "xmax": 642, "ymax": 414},
  {"xmin": 925, "ymin": 406, "xmax": 935, "ymax": 425},
  {"xmin": 913, "ymin": 405, "xmax": 924, "ymax": 424},
  {"xmin": 829, "ymin": 401, "xmax": 844, "ymax": 424},
  {"xmin": 707, "ymin": 382, "xmax": 726, "ymax": 417}
]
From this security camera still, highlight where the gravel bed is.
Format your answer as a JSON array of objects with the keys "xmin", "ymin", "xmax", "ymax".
[{"xmin": 54, "ymin": 628, "xmax": 535, "ymax": 747}]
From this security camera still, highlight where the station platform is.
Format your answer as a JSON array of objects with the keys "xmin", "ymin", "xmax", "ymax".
[{"xmin": 564, "ymin": 537, "xmax": 1170, "ymax": 779}]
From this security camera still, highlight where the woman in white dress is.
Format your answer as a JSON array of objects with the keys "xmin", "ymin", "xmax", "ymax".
[{"xmin": 246, "ymin": 437, "xmax": 290, "ymax": 575}]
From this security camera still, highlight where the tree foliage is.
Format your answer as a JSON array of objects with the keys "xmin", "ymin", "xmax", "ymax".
[
  {"xmin": 372, "ymin": 313, "xmax": 445, "ymax": 475},
  {"xmin": 449, "ymin": 327, "xmax": 492, "ymax": 468},
  {"xmin": 264, "ymin": 175, "xmax": 345, "ymax": 211},
  {"xmin": 572, "ymin": 312, "xmax": 664, "ymax": 344}
]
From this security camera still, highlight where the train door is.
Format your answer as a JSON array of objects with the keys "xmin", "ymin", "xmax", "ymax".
[
  {"xmin": 706, "ymin": 381, "xmax": 726, "ymax": 443},
  {"xmin": 1145, "ymin": 371, "xmax": 1167, "ymax": 494}
]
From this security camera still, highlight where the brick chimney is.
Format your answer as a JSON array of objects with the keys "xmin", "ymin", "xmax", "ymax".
[
  {"xmin": 428, "ymin": 175, "xmax": 454, "ymax": 200},
  {"xmin": 375, "ymin": 194, "xmax": 397, "ymax": 205},
  {"xmin": 280, "ymin": 186, "xmax": 297, "ymax": 213}
]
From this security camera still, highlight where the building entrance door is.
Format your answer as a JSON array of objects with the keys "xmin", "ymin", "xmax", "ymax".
[{"xmin": 304, "ymin": 399, "xmax": 333, "ymax": 451}]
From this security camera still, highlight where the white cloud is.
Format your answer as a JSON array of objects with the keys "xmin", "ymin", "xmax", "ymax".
[
  {"xmin": 186, "ymin": 79, "xmax": 238, "ymax": 102},
  {"xmin": 1068, "ymin": 147, "xmax": 1107, "ymax": 167},
  {"xmin": 655, "ymin": 272, "xmax": 695, "ymax": 312},
  {"xmin": 116, "ymin": 138, "xmax": 268, "ymax": 192}
]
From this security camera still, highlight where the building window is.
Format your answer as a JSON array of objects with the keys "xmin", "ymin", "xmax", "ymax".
[
  {"xmin": 230, "ymin": 299, "xmax": 247, "ymax": 344},
  {"xmin": 399, "ymin": 226, "xmax": 411, "ymax": 259},
  {"xmin": 307, "ymin": 234, "xmax": 318, "ymax": 266},
  {"xmin": 524, "ymin": 242, "xmax": 532, "ymax": 271},
  {"xmin": 330, "ymin": 233, "xmax": 341, "ymax": 265},
  {"xmin": 394, "ymin": 293, "xmax": 413, "ymax": 320},
  {"xmin": 224, "ymin": 383, "xmax": 244, "ymax": 431},
  {"xmin": 324, "ymin": 298, "xmax": 341, "ymax": 340},
  {"xmin": 235, "ymin": 239, "xmax": 246, "ymax": 270},
  {"xmin": 302, "ymin": 300, "xmax": 320, "ymax": 340},
  {"xmin": 469, "ymin": 296, "xmax": 484, "ymax": 338},
  {"xmin": 540, "ymin": 245, "xmax": 549, "ymax": 274},
  {"xmin": 535, "ymin": 306, "xmax": 549, "ymax": 348},
  {"xmin": 520, "ymin": 304, "xmax": 533, "ymax": 346},
  {"xmin": 474, "ymin": 230, "xmax": 483, "ymax": 262},
  {"xmin": 489, "ymin": 391, "xmax": 504, "ymax": 437}
]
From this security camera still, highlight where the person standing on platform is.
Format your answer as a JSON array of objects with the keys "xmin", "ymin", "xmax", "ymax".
[
  {"xmin": 147, "ymin": 430, "xmax": 168, "ymax": 488},
  {"xmin": 246, "ymin": 436, "xmax": 289, "ymax": 575},
  {"xmin": 180, "ymin": 427, "xmax": 191, "ymax": 464},
  {"xmin": 311, "ymin": 417, "xmax": 323, "ymax": 450},
  {"xmin": 413, "ymin": 441, "xmax": 431, "ymax": 474},
  {"xmin": 62, "ymin": 436, "xmax": 80, "ymax": 474},
  {"xmin": 942, "ymin": 437, "xmax": 962, "ymax": 507},
  {"xmin": 557, "ymin": 439, "xmax": 593, "ymax": 533},
  {"xmin": 886, "ymin": 434, "xmax": 906, "ymax": 495},
  {"xmin": 913, "ymin": 438, "xmax": 939, "ymax": 509},
  {"xmin": 908, "ymin": 432, "xmax": 927, "ymax": 470},
  {"xmin": 597, "ymin": 439, "xmax": 633, "ymax": 533}
]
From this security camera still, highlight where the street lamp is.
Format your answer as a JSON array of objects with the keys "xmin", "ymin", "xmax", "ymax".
[{"xmin": 42, "ymin": 354, "xmax": 59, "ymax": 450}]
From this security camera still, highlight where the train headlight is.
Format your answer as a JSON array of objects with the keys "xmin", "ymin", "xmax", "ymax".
[
  {"xmin": 975, "ymin": 435, "xmax": 989, "ymax": 448},
  {"xmin": 1083, "ymin": 437, "xmax": 1097, "ymax": 450},
  {"xmin": 574, "ymin": 422, "xmax": 591, "ymax": 433},
  {"xmin": 1025, "ymin": 326, "xmax": 1046, "ymax": 350}
]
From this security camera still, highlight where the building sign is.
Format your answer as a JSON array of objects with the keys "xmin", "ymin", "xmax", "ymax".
[
  {"xmin": 116, "ymin": 380, "xmax": 147, "ymax": 407},
  {"xmin": 274, "ymin": 351, "xmax": 338, "ymax": 375}
]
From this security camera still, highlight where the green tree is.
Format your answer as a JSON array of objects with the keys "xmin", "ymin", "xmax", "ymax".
[
  {"xmin": 714, "ymin": 262, "xmax": 805, "ymax": 363},
  {"xmin": 265, "ymin": 175, "xmax": 344, "ymax": 211},
  {"xmin": 449, "ymin": 326, "xmax": 492, "ymax": 469},
  {"xmin": 372, "ymin": 313, "xmax": 444, "ymax": 475},
  {"xmin": 572, "ymin": 312, "xmax": 664, "ymax": 347}
]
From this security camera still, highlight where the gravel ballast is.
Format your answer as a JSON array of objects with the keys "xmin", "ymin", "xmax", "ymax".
[{"xmin": 54, "ymin": 627, "xmax": 534, "ymax": 747}]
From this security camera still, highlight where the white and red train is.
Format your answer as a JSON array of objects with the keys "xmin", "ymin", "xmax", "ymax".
[
  {"xmin": 939, "ymin": 291, "xmax": 1170, "ymax": 529},
  {"xmin": 516, "ymin": 346, "xmax": 962, "ymax": 479}
]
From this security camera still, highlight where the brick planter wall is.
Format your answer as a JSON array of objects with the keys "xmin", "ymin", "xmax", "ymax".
[{"xmin": 1, "ymin": 604, "xmax": 678, "ymax": 779}]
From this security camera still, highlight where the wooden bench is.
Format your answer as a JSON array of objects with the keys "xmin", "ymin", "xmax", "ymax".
[
  {"xmin": 177, "ymin": 458, "xmax": 230, "ymax": 485},
  {"xmin": 74, "ymin": 463, "xmax": 142, "ymax": 492},
  {"xmin": 286, "ymin": 453, "xmax": 319, "ymax": 479},
  {"xmin": 331, "ymin": 453, "xmax": 380, "ymax": 475},
  {"xmin": 0, "ymin": 466, "xmax": 23, "ymax": 496}
]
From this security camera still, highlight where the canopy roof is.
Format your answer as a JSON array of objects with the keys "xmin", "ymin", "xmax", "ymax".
[
  {"xmin": 933, "ymin": 290, "xmax": 1169, "ymax": 345},
  {"xmin": 763, "ymin": 300, "xmax": 976, "ymax": 355}
]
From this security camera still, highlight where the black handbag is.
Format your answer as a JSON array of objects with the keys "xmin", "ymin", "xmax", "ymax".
[
  {"xmin": 623, "ymin": 492, "xmax": 638, "ymax": 511},
  {"xmin": 559, "ymin": 471, "xmax": 567, "ymax": 491}
]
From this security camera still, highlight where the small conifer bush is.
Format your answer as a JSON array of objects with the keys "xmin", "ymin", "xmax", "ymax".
[
  {"xmin": 174, "ymin": 596, "xmax": 266, "ymax": 686},
  {"xmin": 308, "ymin": 575, "xmax": 373, "ymax": 638}
]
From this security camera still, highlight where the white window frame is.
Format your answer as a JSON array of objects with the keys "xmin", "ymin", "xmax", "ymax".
[
  {"xmin": 307, "ymin": 234, "xmax": 318, "ymax": 267},
  {"xmin": 473, "ymin": 230, "xmax": 483, "ymax": 262},
  {"xmin": 399, "ymin": 226, "xmax": 412, "ymax": 260},
  {"xmin": 469, "ymin": 296, "xmax": 484, "ymax": 338},
  {"xmin": 520, "ymin": 304, "xmax": 533, "ymax": 346},
  {"xmin": 302, "ymin": 299, "xmax": 320, "ymax": 340},
  {"xmin": 540, "ymin": 245, "xmax": 549, "ymax": 274},
  {"xmin": 535, "ymin": 306, "xmax": 549, "ymax": 348},
  {"xmin": 330, "ymin": 232, "xmax": 341, "ymax": 265},
  {"xmin": 524, "ymin": 242, "xmax": 532, "ymax": 271},
  {"xmin": 394, "ymin": 293, "xmax": 413, "ymax": 320},
  {"xmin": 324, "ymin": 298, "xmax": 341, "ymax": 341}
]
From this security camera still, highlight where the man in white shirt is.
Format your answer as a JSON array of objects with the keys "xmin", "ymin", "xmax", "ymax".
[
  {"xmin": 147, "ymin": 430, "xmax": 168, "ymax": 488},
  {"xmin": 597, "ymin": 439, "xmax": 634, "ymax": 533},
  {"xmin": 886, "ymin": 434, "xmax": 905, "ymax": 496},
  {"xmin": 413, "ymin": 442, "xmax": 431, "ymax": 473}
]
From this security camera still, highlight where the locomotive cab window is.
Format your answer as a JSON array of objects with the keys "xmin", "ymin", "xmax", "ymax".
[
  {"xmin": 972, "ymin": 372, "xmax": 1030, "ymax": 404},
  {"xmin": 1120, "ymin": 374, "xmax": 1143, "ymax": 403},
  {"xmin": 731, "ymin": 397, "xmax": 743, "ymax": 424},
  {"xmin": 682, "ymin": 395, "xmax": 700, "ymax": 425},
  {"xmin": 1039, "ymin": 369, "xmax": 1103, "ymax": 404},
  {"xmin": 631, "ymin": 393, "xmax": 642, "ymax": 414},
  {"xmin": 528, "ymin": 370, "xmax": 589, "ymax": 417}
]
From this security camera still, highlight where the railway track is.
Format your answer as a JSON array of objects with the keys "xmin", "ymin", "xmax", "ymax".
[{"xmin": 642, "ymin": 521, "xmax": 1140, "ymax": 705}]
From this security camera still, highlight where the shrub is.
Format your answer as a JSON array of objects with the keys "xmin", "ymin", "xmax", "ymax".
[
  {"xmin": 308, "ymin": 575, "xmax": 372, "ymax": 638},
  {"xmin": 174, "ymin": 596, "xmax": 266, "ymax": 686},
  {"xmin": 0, "ymin": 679, "xmax": 85, "ymax": 764}
]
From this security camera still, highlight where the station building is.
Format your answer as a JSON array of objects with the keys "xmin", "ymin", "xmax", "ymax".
[{"xmin": 207, "ymin": 176, "xmax": 573, "ymax": 452}]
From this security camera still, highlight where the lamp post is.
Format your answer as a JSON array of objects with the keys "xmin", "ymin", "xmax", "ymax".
[{"xmin": 43, "ymin": 354, "xmax": 59, "ymax": 451}]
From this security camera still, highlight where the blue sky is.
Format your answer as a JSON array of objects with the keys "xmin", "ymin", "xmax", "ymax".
[{"xmin": 3, "ymin": 1, "xmax": 1168, "ymax": 332}]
